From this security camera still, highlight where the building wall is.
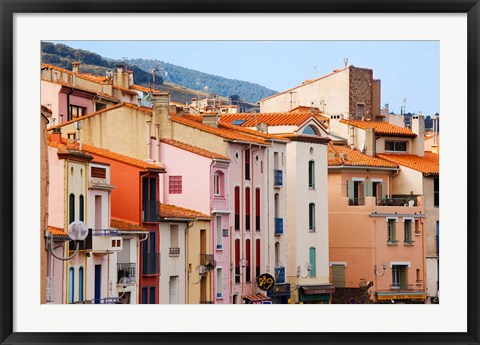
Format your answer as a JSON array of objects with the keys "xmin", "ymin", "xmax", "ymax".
[
  {"xmin": 391, "ymin": 166, "xmax": 424, "ymax": 196},
  {"xmin": 159, "ymin": 222, "xmax": 187, "ymax": 304},
  {"xmin": 349, "ymin": 67, "xmax": 374, "ymax": 119},
  {"xmin": 47, "ymin": 147, "xmax": 66, "ymax": 228},
  {"xmin": 260, "ymin": 68, "xmax": 350, "ymax": 115},
  {"xmin": 423, "ymin": 175, "xmax": 439, "ymax": 300},
  {"xmin": 287, "ymin": 141, "xmax": 330, "ymax": 301},
  {"xmin": 61, "ymin": 107, "xmax": 152, "ymax": 161},
  {"xmin": 41, "ymin": 81, "xmax": 62, "ymax": 125}
]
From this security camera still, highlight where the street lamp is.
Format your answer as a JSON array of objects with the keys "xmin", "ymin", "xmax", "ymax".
[
  {"xmin": 233, "ymin": 258, "xmax": 248, "ymax": 277},
  {"xmin": 297, "ymin": 263, "xmax": 312, "ymax": 279},
  {"xmin": 374, "ymin": 262, "xmax": 387, "ymax": 277}
]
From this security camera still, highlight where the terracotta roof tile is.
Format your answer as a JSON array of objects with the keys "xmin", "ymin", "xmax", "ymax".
[
  {"xmin": 160, "ymin": 138, "xmax": 230, "ymax": 160},
  {"xmin": 170, "ymin": 114, "xmax": 270, "ymax": 145},
  {"xmin": 111, "ymin": 217, "xmax": 147, "ymax": 231},
  {"xmin": 376, "ymin": 152, "xmax": 439, "ymax": 175},
  {"xmin": 160, "ymin": 204, "xmax": 211, "ymax": 220},
  {"xmin": 48, "ymin": 225, "xmax": 68, "ymax": 236},
  {"xmin": 220, "ymin": 112, "xmax": 329, "ymax": 128},
  {"xmin": 328, "ymin": 143, "xmax": 398, "ymax": 168},
  {"xmin": 340, "ymin": 119, "xmax": 416, "ymax": 137},
  {"xmin": 113, "ymin": 85, "xmax": 139, "ymax": 96},
  {"xmin": 42, "ymin": 63, "xmax": 112, "ymax": 85},
  {"xmin": 47, "ymin": 134, "xmax": 165, "ymax": 171}
]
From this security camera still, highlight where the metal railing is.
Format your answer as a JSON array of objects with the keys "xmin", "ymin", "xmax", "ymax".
[
  {"xmin": 348, "ymin": 198, "xmax": 365, "ymax": 206},
  {"xmin": 275, "ymin": 266, "xmax": 285, "ymax": 283},
  {"xmin": 274, "ymin": 169, "xmax": 283, "ymax": 187},
  {"xmin": 274, "ymin": 218, "xmax": 283, "ymax": 235},
  {"xmin": 142, "ymin": 253, "xmax": 161, "ymax": 275},
  {"xmin": 376, "ymin": 196, "xmax": 418, "ymax": 207},
  {"xmin": 117, "ymin": 263, "xmax": 136, "ymax": 282},
  {"xmin": 390, "ymin": 283, "xmax": 415, "ymax": 290}
]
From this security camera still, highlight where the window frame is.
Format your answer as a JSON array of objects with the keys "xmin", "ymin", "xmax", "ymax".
[
  {"xmin": 168, "ymin": 175, "xmax": 183, "ymax": 194},
  {"xmin": 387, "ymin": 217, "xmax": 398, "ymax": 244}
]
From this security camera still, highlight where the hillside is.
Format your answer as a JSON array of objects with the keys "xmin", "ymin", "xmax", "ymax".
[{"xmin": 41, "ymin": 42, "xmax": 276, "ymax": 105}]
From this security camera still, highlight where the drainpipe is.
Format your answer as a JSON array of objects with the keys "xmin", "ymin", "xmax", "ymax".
[
  {"xmin": 66, "ymin": 89, "xmax": 73, "ymax": 121},
  {"xmin": 185, "ymin": 220, "xmax": 194, "ymax": 304},
  {"xmin": 156, "ymin": 124, "xmax": 160, "ymax": 163},
  {"xmin": 146, "ymin": 121, "xmax": 152, "ymax": 160},
  {"xmin": 388, "ymin": 169, "xmax": 401, "ymax": 198}
]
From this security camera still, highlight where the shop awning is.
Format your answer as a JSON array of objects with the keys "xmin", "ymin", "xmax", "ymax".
[
  {"xmin": 377, "ymin": 291, "xmax": 427, "ymax": 301},
  {"xmin": 300, "ymin": 285, "xmax": 335, "ymax": 295},
  {"xmin": 243, "ymin": 294, "xmax": 272, "ymax": 303}
]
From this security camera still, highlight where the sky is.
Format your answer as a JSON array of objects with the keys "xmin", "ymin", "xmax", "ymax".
[{"xmin": 53, "ymin": 40, "xmax": 439, "ymax": 115}]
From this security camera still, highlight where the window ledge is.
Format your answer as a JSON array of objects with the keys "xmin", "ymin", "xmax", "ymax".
[
  {"xmin": 387, "ymin": 242, "xmax": 398, "ymax": 246},
  {"xmin": 404, "ymin": 243, "xmax": 415, "ymax": 246}
]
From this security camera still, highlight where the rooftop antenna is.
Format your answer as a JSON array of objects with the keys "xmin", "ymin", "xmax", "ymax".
[
  {"xmin": 344, "ymin": 58, "xmax": 349, "ymax": 67},
  {"xmin": 313, "ymin": 62, "xmax": 318, "ymax": 76}
]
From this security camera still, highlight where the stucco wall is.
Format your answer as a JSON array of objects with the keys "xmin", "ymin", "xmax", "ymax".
[
  {"xmin": 41, "ymin": 81, "xmax": 62, "ymax": 125},
  {"xmin": 260, "ymin": 68, "xmax": 350, "ymax": 115},
  {"xmin": 391, "ymin": 166, "xmax": 424, "ymax": 195}
]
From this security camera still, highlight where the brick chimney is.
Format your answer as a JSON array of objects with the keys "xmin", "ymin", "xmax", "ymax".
[
  {"xmin": 365, "ymin": 128, "xmax": 376, "ymax": 156},
  {"xmin": 202, "ymin": 113, "xmax": 219, "ymax": 128},
  {"xmin": 411, "ymin": 114, "xmax": 425, "ymax": 157},
  {"xmin": 151, "ymin": 91, "xmax": 171, "ymax": 138},
  {"xmin": 72, "ymin": 61, "xmax": 80, "ymax": 74},
  {"xmin": 51, "ymin": 127, "xmax": 62, "ymax": 143}
]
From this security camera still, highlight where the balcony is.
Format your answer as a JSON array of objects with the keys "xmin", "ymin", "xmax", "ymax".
[
  {"xmin": 274, "ymin": 218, "xmax": 283, "ymax": 235},
  {"xmin": 390, "ymin": 283, "xmax": 415, "ymax": 290},
  {"xmin": 117, "ymin": 263, "xmax": 136, "ymax": 283},
  {"xmin": 169, "ymin": 247, "xmax": 180, "ymax": 257},
  {"xmin": 274, "ymin": 169, "xmax": 283, "ymax": 187},
  {"xmin": 275, "ymin": 266, "xmax": 285, "ymax": 283},
  {"xmin": 142, "ymin": 253, "xmax": 161, "ymax": 275},
  {"xmin": 376, "ymin": 195, "xmax": 418, "ymax": 207},
  {"xmin": 142, "ymin": 200, "xmax": 160, "ymax": 223},
  {"xmin": 200, "ymin": 254, "xmax": 217, "ymax": 271},
  {"xmin": 348, "ymin": 198, "xmax": 365, "ymax": 206}
]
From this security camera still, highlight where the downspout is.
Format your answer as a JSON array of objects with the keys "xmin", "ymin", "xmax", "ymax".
[
  {"xmin": 185, "ymin": 220, "xmax": 195, "ymax": 304},
  {"xmin": 388, "ymin": 169, "xmax": 401, "ymax": 198},
  {"xmin": 66, "ymin": 89, "xmax": 73, "ymax": 121},
  {"xmin": 156, "ymin": 124, "xmax": 160, "ymax": 163}
]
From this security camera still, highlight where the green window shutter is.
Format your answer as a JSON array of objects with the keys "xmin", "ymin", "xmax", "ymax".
[
  {"xmin": 309, "ymin": 247, "xmax": 316, "ymax": 277},
  {"xmin": 393, "ymin": 220, "xmax": 396, "ymax": 242},
  {"xmin": 400, "ymin": 267, "xmax": 408, "ymax": 288},
  {"xmin": 347, "ymin": 180, "xmax": 354, "ymax": 199},
  {"xmin": 381, "ymin": 183, "xmax": 386, "ymax": 198}
]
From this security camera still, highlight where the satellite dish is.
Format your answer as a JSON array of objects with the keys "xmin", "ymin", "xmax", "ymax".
[
  {"xmin": 119, "ymin": 277, "xmax": 130, "ymax": 287},
  {"xmin": 68, "ymin": 221, "xmax": 88, "ymax": 241}
]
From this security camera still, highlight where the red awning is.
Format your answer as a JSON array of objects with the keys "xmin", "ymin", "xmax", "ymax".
[{"xmin": 242, "ymin": 294, "xmax": 272, "ymax": 302}]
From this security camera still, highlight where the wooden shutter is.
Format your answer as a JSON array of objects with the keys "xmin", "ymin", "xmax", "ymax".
[
  {"xmin": 400, "ymin": 266, "xmax": 408, "ymax": 289},
  {"xmin": 332, "ymin": 265, "xmax": 345, "ymax": 287},
  {"xmin": 347, "ymin": 180, "xmax": 354, "ymax": 198}
]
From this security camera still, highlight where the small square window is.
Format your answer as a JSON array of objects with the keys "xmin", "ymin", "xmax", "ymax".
[{"xmin": 169, "ymin": 176, "xmax": 182, "ymax": 194}]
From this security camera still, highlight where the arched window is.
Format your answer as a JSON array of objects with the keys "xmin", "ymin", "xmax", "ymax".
[
  {"xmin": 255, "ymin": 239, "xmax": 261, "ymax": 278},
  {"xmin": 274, "ymin": 242, "xmax": 280, "ymax": 267},
  {"xmin": 79, "ymin": 267, "xmax": 84, "ymax": 302},
  {"xmin": 309, "ymin": 203, "xmax": 316, "ymax": 231},
  {"xmin": 69, "ymin": 193, "xmax": 75, "ymax": 224},
  {"xmin": 79, "ymin": 194, "xmax": 84, "ymax": 222},
  {"xmin": 309, "ymin": 247, "xmax": 317, "ymax": 277},
  {"xmin": 234, "ymin": 187, "xmax": 240, "ymax": 230},
  {"xmin": 68, "ymin": 267, "xmax": 75, "ymax": 304},
  {"xmin": 308, "ymin": 161, "xmax": 315, "ymax": 188},
  {"xmin": 245, "ymin": 188, "xmax": 251, "ymax": 231},
  {"xmin": 302, "ymin": 125, "xmax": 319, "ymax": 135},
  {"xmin": 255, "ymin": 188, "xmax": 261, "ymax": 231},
  {"xmin": 235, "ymin": 239, "xmax": 240, "ymax": 283},
  {"xmin": 246, "ymin": 239, "xmax": 251, "ymax": 282}
]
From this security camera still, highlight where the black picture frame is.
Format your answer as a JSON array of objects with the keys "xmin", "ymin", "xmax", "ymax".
[{"xmin": 1, "ymin": 1, "xmax": 479, "ymax": 344}]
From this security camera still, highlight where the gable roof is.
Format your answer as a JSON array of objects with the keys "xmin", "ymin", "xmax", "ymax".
[
  {"xmin": 160, "ymin": 204, "xmax": 211, "ymax": 220},
  {"xmin": 160, "ymin": 138, "xmax": 230, "ymax": 161},
  {"xmin": 219, "ymin": 112, "xmax": 329, "ymax": 128},
  {"xmin": 47, "ymin": 134, "xmax": 165, "ymax": 172},
  {"xmin": 111, "ymin": 218, "xmax": 147, "ymax": 231},
  {"xmin": 41, "ymin": 63, "xmax": 112, "ymax": 85},
  {"xmin": 339, "ymin": 119, "xmax": 416, "ymax": 137},
  {"xmin": 376, "ymin": 152, "xmax": 439, "ymax": 175},
  {"xmin": 328, "ymin": 143, "xmax": 398, "ymax": 169}
]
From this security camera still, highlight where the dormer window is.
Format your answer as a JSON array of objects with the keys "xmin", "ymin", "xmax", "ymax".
[
  {"xmin": 302, "ymin": 125, "xmax": 319, "ymax": 135},
  {"xmin": 385, "ymin": 140, "xmax": 407, "ymax": 152}
]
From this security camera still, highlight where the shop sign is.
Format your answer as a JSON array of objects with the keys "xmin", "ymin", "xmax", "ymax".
[{"xmin": 257, "ymin": 273, "xmax": 275, "ymax": 291}]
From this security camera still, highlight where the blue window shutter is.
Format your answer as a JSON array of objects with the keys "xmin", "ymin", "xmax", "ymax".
[
  {"xmin": 150, "ymin": 286, "xmax": 156, "ymax": 304},
  {"xmin": 68, "ymin": 267, "xmax": 75, "ymax": 304},
  {"xmin": 79, "ymin": 267, "xmax": 84, "ymax": 302},
  {"xmin": 142, "ymin": 287, "xmax": 148, "ymax": 304}
]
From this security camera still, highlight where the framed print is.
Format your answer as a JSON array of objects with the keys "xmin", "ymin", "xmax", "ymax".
[{"xmin": 1, "ymin": 1, "xmax": 479, "ymax": 344}]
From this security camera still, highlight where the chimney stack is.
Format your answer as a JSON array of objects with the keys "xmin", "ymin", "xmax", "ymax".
[
  {"xmin": 51, "ymin": 127, "xmax": 62, "ymax": 143},
  {"xmin": 202, "ymin": 113, "xmax": 219, "ymax": 128},
  {"xmin": 365, "ymin": 128, "xmax": 376, "ymax": 156},
  {"xmin": 411, "ymin": 114, "xmax": 425, "ymax": 157},
  {"xmin": 256, "ymin": 122, "xmax": 268, "ymax": 133},
  {"xmin": 151, "ymin": 91, "xmax": 171, "ymax": 138},
  {"xmin": 72, "ymin": 61, "xmax": 81, "ymax": 74}
]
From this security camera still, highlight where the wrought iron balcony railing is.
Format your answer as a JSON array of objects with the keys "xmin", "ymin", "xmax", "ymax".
[
  {"xmin": 169, "ymin": 247, "xmax": 180, "ymax": 257},
  {"xmin": 348, "ymin": 198, "xmax": 365, "ymax": 206},
  {"xmin": 117, "ymin": 263, "xmax": 136, "ymax": 282},
  {"xmin": 143, "ymin": 200, "xmax": 160, "ymax": 223}
]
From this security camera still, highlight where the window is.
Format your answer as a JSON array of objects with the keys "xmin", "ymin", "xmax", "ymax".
[
  {"xmin": 235, "ymin": 239, "xmax": 240, "ymax": 283},
  {"xmin": 385, "ymin": 140, "xmax": 408, "ymax": 152},
  {"xmin": 274, "ymin": 242, "xmax": 280, "ymax": 268},
  {"xmin": 95, "ymin": 195, "xmax": 102, "ymax": 229},
  {"xmin": 387, "ymin": 219, "xmax": 397, "ymax": 244},
  {"xmin": 308, "ymin": 160, "xmax": 315, "ymax": 188},
  {"xmin": 234, "ymin": 187, "xmax": 240, "ymax": 230},
  {"xmin": 244, "ymin": 149, "xmax": 251, "ymax": 180},
  {"xmin": 309, "ymin": 247, "xmax": 316, "ymax": 277},
  {"xmin": 169, "ymin": 176, "xmax": 182, "ymax": 194},
  {"xmin": 141, "ymin": 287, "xmax": 148, "ymax": 304},
  {"xmin": 331, "ymin": 264, "xmax": 345, "ymax": 287},
  {"xmin": 91, "ymin": 166, "xmax": 106, "ymax": 178},
  {"xmin": 246, "ymin": 239, "xmax": 251, "ymax": 282},
  {"xmin": 78, "ymin": 267, "xmax": 84, "ymax": 302},
  {"xmin": 392, "ymin": 265, "xmax": 408, "ymax": 289},
  {"xmin": 255, "ymin": 239, "xmax": 261, "ymax": 278},
  {"xmin": 245, "ymin": 188, "xmax": 251, "ymax": 231},
  {"xmin": 95, "ymin": 102, "xmax": 107, "ymax": 112},
  {"xmin": 434, "ymin": 177, "xmax": 439, "ymax": 207},
  {"xmin": 255, "ymin": 188, "xmax": 261, "ymax": 231},
  {"xmin": 69, "ymin": 193, "xmax": 75, "ymax": 224},
  {"xmin": 79, "ymin": 194, "xmax": 84, "ymax": 222},
  {"xmin": 416, "ymin": 269, "xmax": 421, "ymax": 284},
  {"xmin": 216, "ymin": 268, "xmax": 223, "ymax": 298},
  {"xmin": 216, "ymin": 216, "xmax": 223, "ymax": 250},
  {"xmin": 372, "ymin": 181, "xmax": 383, "ymax": 199},
  {"xmin": 69, "ymin": 104, "xmax": 86, "ymax": 121},
  {"xmin": 355, "ymin": 103, "xmax": 365, "ymax": 118},
  {"xmin": 213, "ymin": 172, "xmax": 223, "ymax": 196},
  {"xmin": 309, "ymin": 203, "xmax": 316, "ymax": 231},
  {"xmin": 302, "ymin": 125, "xmax": 319, "ymax": 135},
  {"xmin": 347, "ymin": 180, "xmax": 365, "ymax": 206},
  {"xmin": 169, "ymin": 276, "xmax": 178, "ymax": 304},
  {"xmin": 170, "ymin": 225, "xmax": 179, "ymax": 255},
  {"xmin": 404, "ymin": 219, "xmax": 413, "ymax": 244},
  {"xmin": 150, "ymin": 286, "xmax": 156, "ymax": 304},
  {"xmin": 68, "ymin": 267, "xmax": 75, "ymax": 304},
  {"xmin": 142, "ymin": 177, "xmax": 158, "ymax": 222}
]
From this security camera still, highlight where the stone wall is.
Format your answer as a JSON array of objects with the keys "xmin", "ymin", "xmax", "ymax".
[{"xmin": 349, "ymin": 67, "xmax": 374, "ymax": 120}]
